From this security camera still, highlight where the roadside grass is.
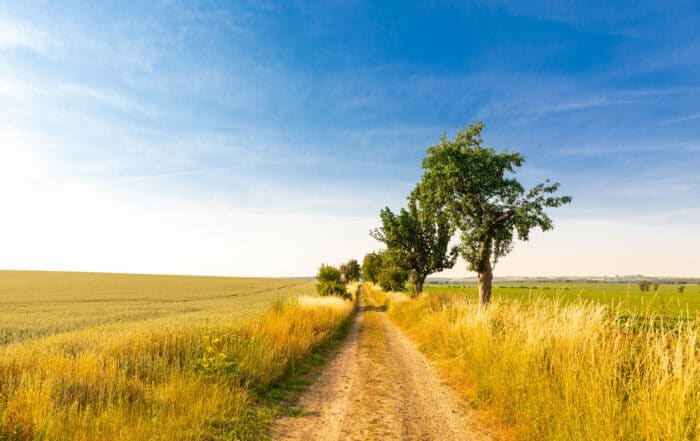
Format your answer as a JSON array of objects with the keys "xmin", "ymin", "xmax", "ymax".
[
  {"xmin": 0, "ymin": 272, "xmax": 353, "ymax": 440},
  {"xmin": 385, "ymin": 287, "xmax": 700, "ymax": 441}
]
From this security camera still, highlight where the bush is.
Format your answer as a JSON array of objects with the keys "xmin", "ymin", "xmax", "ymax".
[
  {"xmin": 638, "ymin": 280, "xmax": 652, "ymax": 292},
  {"xmin": 315, "ymin": 264, "xmax": 348, "ymax": 298},
  {"xmin": 316, "ymin": 280, "xmax": 349, "ymax": 298}
]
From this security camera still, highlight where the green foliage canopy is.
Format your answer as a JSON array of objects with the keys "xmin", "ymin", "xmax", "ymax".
[
  {"xmin": 371, "ymin": 195, "xmax": 457, "ymax": 294},
  {"xmin": 340, "ymin": 259, "xmax": 361, "ymax": 282},
  {"xmin": 315, "ymin": 264, "xmax": 348, "ymax": 298},
  {"xmin": 376, "ymin": 251, "xmax": 409, "ymax": 292},
  {"xmin": 361, "ymin": 252, "xmax": 382, "ymax": 283},
  {"xmin": 416, "ymin": 121, "xmax": 571, "ymax": 303}
]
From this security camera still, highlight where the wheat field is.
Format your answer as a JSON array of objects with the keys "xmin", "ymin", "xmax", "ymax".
[{"xmin": 0, "ymin": 271, "xmax": 353, "ymax": 440}]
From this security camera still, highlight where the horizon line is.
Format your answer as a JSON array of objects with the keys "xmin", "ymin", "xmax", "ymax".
[{"xmin": 0, "ymin": 269, "xmax": 698, "ymax": 280}]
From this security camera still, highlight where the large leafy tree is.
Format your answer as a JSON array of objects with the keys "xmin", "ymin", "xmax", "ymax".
[
  {"xmin": 370, "ymin": 194, "xmax": 457, "ymax": 294},
  {"xmin": 417, "ymin": 122, "xmax": 571, "ymax": 304}
]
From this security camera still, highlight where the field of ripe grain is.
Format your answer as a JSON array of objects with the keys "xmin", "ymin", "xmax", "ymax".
[
  {"xmin": 0, "ymin": 271, "xmax": 312, "ymax": 345},
  {"xmin": 0, "ymin": 271, "xmax": 353, "ymax": 441},
  {"xmin": 386, "ymin": 286, "xmax": 700, "ymax": 441}
]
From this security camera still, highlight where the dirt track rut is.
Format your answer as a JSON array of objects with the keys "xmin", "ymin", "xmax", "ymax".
[{"xmin": 271, "ymin": 300, "xmax": 491, "ymax": 441}]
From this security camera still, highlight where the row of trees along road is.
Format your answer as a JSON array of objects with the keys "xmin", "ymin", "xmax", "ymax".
[
  {"xmin": 361, "ymin": 250, "xmax": 409, "ymax": 292},
  {"xmin": 339, "ymin": 260, "xmax": 361, "ymax": 283},
  {"xmin": 370, "ymin": 122, "xmax": 572, "ymax": 305}
]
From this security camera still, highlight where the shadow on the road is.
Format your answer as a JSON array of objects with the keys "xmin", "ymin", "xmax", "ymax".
[{"xmin": 362, "ymin": 305, "xmax": 387, "ymax": 312}]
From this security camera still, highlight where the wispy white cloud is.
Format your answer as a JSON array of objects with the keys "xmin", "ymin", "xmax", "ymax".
[
  {"xmin": 554, "ymin": 141, "xmax": 700, "ymax": 156},
  {"xmin": 545, "ymin": 98, "xmax": 628, "ymax": 112},
  {"xmin": 108, "ymin": 167, "xmax": 244, "ymax": 184},
  {"xmin": 475, "ymin": 82, "xmax": 644, "ymax": 123},
  {"xmin": 0, "ymin": 73, "xmax": 34, "ymax": 97},
  {"xmin": 0, "ymin": 18, "xmax": 61, "ymax": 56},
  {"xmin": 658, "ymin": 113, "xmax": 700, "ymax": 125},
  {"xmin": 605, "ymin": 176, "xmax": 699, "ymax": 197},
  {"xmin": 55, "ymin": 83, "xmax": 164, "ymax": 119}
]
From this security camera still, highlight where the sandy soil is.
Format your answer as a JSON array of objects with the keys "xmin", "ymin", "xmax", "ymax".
[{"xmin": 271, "ymin": 301, "xmax": 492, "ymax": 441}]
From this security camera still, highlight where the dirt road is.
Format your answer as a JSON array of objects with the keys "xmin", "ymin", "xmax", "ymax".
[{"xmin": 271, "ymin": 299, "xmax": 491, "ymax": 441}]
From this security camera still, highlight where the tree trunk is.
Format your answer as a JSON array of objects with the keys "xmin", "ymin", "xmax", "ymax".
[
  {"xmin": 415, "ymin": 277, "xmax": 425, "ymax": 296},
  {"xmin": 477, "ymin": 259, "xmax": 493, "ymax": 305}
]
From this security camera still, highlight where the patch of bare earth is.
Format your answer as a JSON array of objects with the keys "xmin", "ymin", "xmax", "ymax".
[{"xmin": 271, "ymin": 298, "xmax": 491, "ymax": 441}]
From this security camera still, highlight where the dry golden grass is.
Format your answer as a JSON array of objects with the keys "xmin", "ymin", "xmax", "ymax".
[
  {"xmin": 386, "ymin": 288, "xmax": 700, "ymax": 441},
  {"xmin": 0, "ymin": 271, "xmax": 353, "ymax": 440}
]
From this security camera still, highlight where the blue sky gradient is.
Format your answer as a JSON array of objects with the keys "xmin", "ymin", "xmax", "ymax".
[{"xmin": 1, "ymin": 1, "xmax": 699, "ymax": 276}]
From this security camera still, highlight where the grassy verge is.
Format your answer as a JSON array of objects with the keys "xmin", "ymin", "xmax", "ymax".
[
  {"xmin": 0, "ymin": 295, "xmax": 353, "ymax": 440},
  {"xmin": 383, "ymin": 287, "xmax": 700, "ymax": 441},
  {"xmin": 243, "ymin": 296, "xmax": 357, "ymax": 439}
]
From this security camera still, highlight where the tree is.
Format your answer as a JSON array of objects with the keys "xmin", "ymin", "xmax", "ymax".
[
  {"xmin": 416, "ymin": 122, "xmax": 571, "ymax": 305},
  {"xmin": 376, "ymin": 251, "xmax": 409, "ymax": 292},
  {"xmin": 361, "ymin": 252, "xmax": 383, "ymax": 283},
  {"xmin": 370, "ymin": 193, "xmax": 457, "ymax": 295},
  {"xmin": 340, "ymin": 259, "xmax": 361, "ymax": 282},
  {"xmin": 315, "ymin": 264, "xmax": 348, "ymax": 297}
]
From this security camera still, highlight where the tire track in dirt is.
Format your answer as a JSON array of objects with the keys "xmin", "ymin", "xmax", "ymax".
[{"xmin": 271, "ymin": 296, "xmax": 491, "ymax": 441}]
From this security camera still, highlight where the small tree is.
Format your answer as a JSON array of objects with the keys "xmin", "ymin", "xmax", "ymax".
[
  {"xmin": 315, "ymin": 264, "xmax": 347, "ymax": 297},
  {"xmin": 370, "ymin": 193, "xmax": 457, "ymax": 295},
  {"xmin": 338, "ymin": 263, "xmax": 348, "ymax": 282},
  {"xmin": 638, "ymin": 280, "xmax": 652, "ymax": 292},
  {"xmin": 417, "ymin": 122, "xmax": 571, "ymax": 304},
  {"xmin": 341, "ymin": 259, "xmax": 361, "ymax": 282},
  {"xmin": 361, "ymin": 252, "xmax": 383, "ymax": 283},
  {"xmin": 376, "ymin": 252, "xmax": 409, "ymax": 292}
]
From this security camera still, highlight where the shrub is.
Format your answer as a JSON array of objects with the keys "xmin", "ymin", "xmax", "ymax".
[
  {"xmin": 315, "ymin": 264, "xmax": 348, "ymax": 298},
  {"xmin": 638, "ymin": 280, "xmax": 652, "ymax": 292}
]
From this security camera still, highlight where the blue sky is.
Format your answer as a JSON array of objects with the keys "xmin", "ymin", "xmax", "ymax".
[{"xmin": 1, "ymin": 1, "xmax": 699, "ymax": 277}]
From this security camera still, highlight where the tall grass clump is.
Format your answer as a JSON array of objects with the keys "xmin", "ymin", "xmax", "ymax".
[
  {"xmin": 0, "ymin": 295, "xmax": 353, "ymax": 441},
  {"xmin": 387, "ymin": 290, "xmax": 700, "ymax": 441}
]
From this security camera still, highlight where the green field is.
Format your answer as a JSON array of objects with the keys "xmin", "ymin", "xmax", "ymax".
[
  {"xmin": 426, "ymin": 281, "xmax": 700, "ymax": 316},
  {"xmin": 0, "ymin": 270, "xmax": 314, "ymax": 345}
]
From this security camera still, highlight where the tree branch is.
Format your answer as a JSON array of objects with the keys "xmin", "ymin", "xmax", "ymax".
[{"xmin": 493, "ymin": 210, "xmax": 515, "ymax": 225}]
